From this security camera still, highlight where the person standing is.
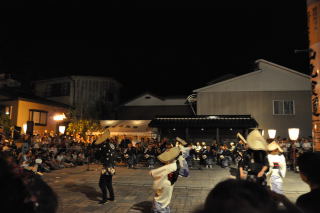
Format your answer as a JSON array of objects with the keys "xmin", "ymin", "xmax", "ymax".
[
  {"xmin": 150, "ymin": 147, "xmax": 181, "ymax": 213},
  {"xmin": 95, "ymin": 131, "xmax": 116, "ymax": 204},
  {"xmin": 238, "ymin": 130, "xmax": 269, "ymax": 186},
  {"xmin": 266, "ymin": 141, "xmax": 286, "ymax": 194}
]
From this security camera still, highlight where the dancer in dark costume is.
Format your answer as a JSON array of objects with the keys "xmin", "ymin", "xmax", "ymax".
[{"xmin": 95, "ymin": 130, "xmax": 116, "ymax": 204}]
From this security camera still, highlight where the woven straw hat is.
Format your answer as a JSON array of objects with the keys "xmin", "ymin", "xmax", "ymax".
[
  {"xmin": 237, "ymin": 132, "xmax": 247, "ymax": 143},
  {"xmin": 267, "ymin": 141, "xmax": 283, "ymax": 152},
  {"xmin": 157, "ymin": 147, "xmax": 180, "ymax": 163},
  {"xmin": 176, "ymin": 137, "xmax": 187, "ymax": 145},
  {"xmin": 246, "ymin": 129, "xmax": 268, "ymax": 151},
  {"xmin": 95, "ymin": 129, "xmax": 110, "ymax": 145}
]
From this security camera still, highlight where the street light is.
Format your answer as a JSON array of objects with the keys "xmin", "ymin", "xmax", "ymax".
[
  {"xmin": 53, "ymin": 113, "xmax": 66, "ymax": 121},
  {"xmin": 53, "ymin": 113, "xmax": 66, "ymax": 135},
  {"xmin": 268, "ymin": 129, "xmax": 276, "ymax": 139},
  {"xmin": 288, "ymin": 128, "xmax": 300, "ymax": 172},
  {"xmin": 23, "ymin": 123, "xmax": 27, "ymax": 134},
  {"xmin": 59, "ymin": 126, "xmax": 66, "ymax": 134},
  {"xmin": 288, "ymin": 128, "xmax": 300, "ymax": 141}
]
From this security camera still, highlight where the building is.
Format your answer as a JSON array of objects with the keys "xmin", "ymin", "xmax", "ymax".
[
  {"xmin": 149, "ymin": 115, "xmax": 257, "ymax": 143},
  {"xmin": 32, "ymin": 76, "xmax": 121, "ymax": 119},
  {"xmin": 0, "ymin": 73, "xmax": 21, "ymax": 88},
  {"xmin": 0, "ymin": 89, "xmax": 69, "ymax": 135},
  {"xmin": 193, "ymin": 59, "xmax": 312, "ymax": 139},
  {"xmin": 116, "ymin": 92, "xmax": 194, "ymax": 120}
]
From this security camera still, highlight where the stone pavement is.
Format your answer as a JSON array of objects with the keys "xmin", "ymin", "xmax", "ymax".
[{"xmin": 43, "ymin": 164, "xmax": 309, "ymax": 213}]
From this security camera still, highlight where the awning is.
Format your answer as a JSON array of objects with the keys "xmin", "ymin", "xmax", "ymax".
[
  {"xmin": 148, "ymin": 115, "xmax": 258, "ymax": 128},
  {"xmin": 100, "ymin": 120, "xmax": 153, "ymax": 135}
]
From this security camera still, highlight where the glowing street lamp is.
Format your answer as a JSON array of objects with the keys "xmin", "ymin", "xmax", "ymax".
[
  {"xmin": 288, "ymin": 128, "xmax": 300, "ymax": 172},
  {"xmin": 268, "ymin": 129, "xmax": 276, "ymax": 139},
  {"xmin": 288, "ymin": 128, "xmax": 300, "ymax": 141},
  {"xmin": 23, "ymin": 123, "xmax": 27, "ymax": 133},
  {"xmin": 53, "ymin": 113, "xmax": 66, "ymax": 135},
  {"xmin": 59, "ymin": 126, "xmax": 66, "ymax": 134},
  {"xmin": 53, "ymin": 113, "xmax": 66, "ymax": 121}
]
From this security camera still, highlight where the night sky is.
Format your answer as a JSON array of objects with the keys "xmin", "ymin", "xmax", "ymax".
[{"xmin": 1, "ymin": 1, "xmax": 310, "ymax": 101}]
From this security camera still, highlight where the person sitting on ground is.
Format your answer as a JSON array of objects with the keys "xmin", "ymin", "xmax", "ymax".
[
  {"xmin": 296, "ymin": 152, "xmax": 320, "ymax": 213},
  {"xmin": 202, "ymin": 146, "xmax": 214, "ymax": 168},
  {"xmin": 123, "ymin": 143, "xmax": 137, "ymax": 169},
  {"xmin": 145, "ymin": 144, "xmax": 157, "ymax": 168},
  {"xmin": 194, "ymin": 179, "xmax": 302, "ymax": 213}
]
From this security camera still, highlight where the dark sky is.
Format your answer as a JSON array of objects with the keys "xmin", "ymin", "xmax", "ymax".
[{"xmin": 0, "ymin": 1, "xmax": 310, "ymax": 101}]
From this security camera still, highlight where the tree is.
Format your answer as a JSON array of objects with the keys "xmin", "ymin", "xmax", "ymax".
[
  {"xmin": 0, "ymin": 114, "xmax": 13, "ymax": 137},
  {"xmin": 66, "ymin": 109, "xmax": 103, "ymax": 139}
]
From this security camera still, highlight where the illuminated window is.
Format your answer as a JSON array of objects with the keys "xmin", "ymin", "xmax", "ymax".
[{"xmin": 29, "ymin": 110, "xmax": 48, "ymax": 126}]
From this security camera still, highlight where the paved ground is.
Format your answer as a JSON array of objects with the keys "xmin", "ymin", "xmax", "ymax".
[{"xmin": 43, "ymin": 164, "xmax": 309, "ymax": 213}]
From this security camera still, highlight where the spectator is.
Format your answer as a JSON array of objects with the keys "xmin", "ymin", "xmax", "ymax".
[
  {"xmin": 195, "ymin": 179, "xmax": 301, "ymax": 213},
  {"xmin": 0, "ymin": 153, "xmax": 58, "ymax": 213},
  {"xmin": 296, "ymin": 152, "xmax": 320, "ymax": 213}
]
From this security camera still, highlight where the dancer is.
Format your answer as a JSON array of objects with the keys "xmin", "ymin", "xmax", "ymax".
[
  {"xmin": 150, "ymin": 146, "xmax": 182, "ymax": 213},
  {"xmin": 95, "ymin": 130, "xmax": 116, "ymax": 204},
  {"xmin": 266, "ymin": 141, "xmax": 286, "ymax": 194},
  {"xmin": 238, "ymin": 130, "xmax": 269, "ymax": 186}
]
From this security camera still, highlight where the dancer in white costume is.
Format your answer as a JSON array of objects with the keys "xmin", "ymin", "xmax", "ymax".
[{"xmin": 266, "ymin": 141, "xmax": 286, "ymax": 194}]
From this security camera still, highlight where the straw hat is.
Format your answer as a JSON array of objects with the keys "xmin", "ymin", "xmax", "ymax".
[
  {"xmin": 267, "ymin": 141, "xmax": 283, "ymax": 152},
  {"xmin": 237, "ymin": 132, "xmax": 247, "ymax": 144},
  {"xmin": 176, "ymin": 137, "xmax": 187, "ymax": 145},
  {"xmin": 95, "ymin": 129, "xmax": 110, "ymax": 145},
  {"xmin": 246, "ymin": 129, "xmax": 268, "ymax": 151},
  {"xmin": 35, "ymin": 159, "xmax": 43, "ymax": 164},
  {"xmin": 2, "ymin": 146, "xmax": 10, "ymax": 151},
  {"xmin": 157, "ymin": 147, "xmax": 181, "ymax": 163}
]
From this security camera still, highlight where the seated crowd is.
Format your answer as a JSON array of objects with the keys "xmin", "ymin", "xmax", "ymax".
[
  {"xmin": 0, "ymin": 134, "xmax": 93, "ymax": 174},
  {"xmin": 0, "ymin": 132, "xmax": 314, "ymax": 175}
]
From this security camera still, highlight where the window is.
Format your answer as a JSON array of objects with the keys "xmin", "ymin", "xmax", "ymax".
[
  {"xmin": 45, "ymin": 82, "xmax": 70, "ymax": 97},
  {"xmin": 273, "ymin": 100, "xmax": 295, "ymax": 115},
  {"xmin": 107, "ymin": 93, "xmax": 114, "ymax": 102},
  {"xmin": 29, "ymin": 110, "xmax": 48, "ymax": 126}
]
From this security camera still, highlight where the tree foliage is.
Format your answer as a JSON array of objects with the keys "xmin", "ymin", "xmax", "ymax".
[
  {"xmin": 0, "ymin": 114, "xmax": 13, "ymax": 136},
  {"xmin": 66, "ymin": 109, "xmax": 103, "ymax": 138}
]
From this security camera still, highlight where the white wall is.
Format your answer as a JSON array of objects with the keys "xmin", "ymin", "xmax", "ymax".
[{"xmin": 194, "ymin": 60, "xmax": 311, "ymax": 93}]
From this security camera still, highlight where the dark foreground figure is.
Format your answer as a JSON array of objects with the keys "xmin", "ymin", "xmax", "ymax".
[
  {"xmin": 194, "ymin": 179, "xmax": 302, "ymax": 213},
  {"xmin": 296, "ymin": 152, "xmax": 320, "ymax": 213},
  {"xmin": 0, "ymin": 153, "xmax": 58, "ymax": 213}
]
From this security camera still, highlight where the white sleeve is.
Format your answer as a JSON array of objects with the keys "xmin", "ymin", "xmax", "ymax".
[
  {"xmin": 150, "ymin": 162, "xmax": 177, "ymax": 179},
  {"xmin": 267, "ymin": 155, "xmax": 273, "ymax": 168},
  {"xmin": 166, "ymin": 161, "xmax": 178, "ymax": 174},
  {"xmin": 279, "ymin": 155, "xmax": 286, "ymax": 178}
]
